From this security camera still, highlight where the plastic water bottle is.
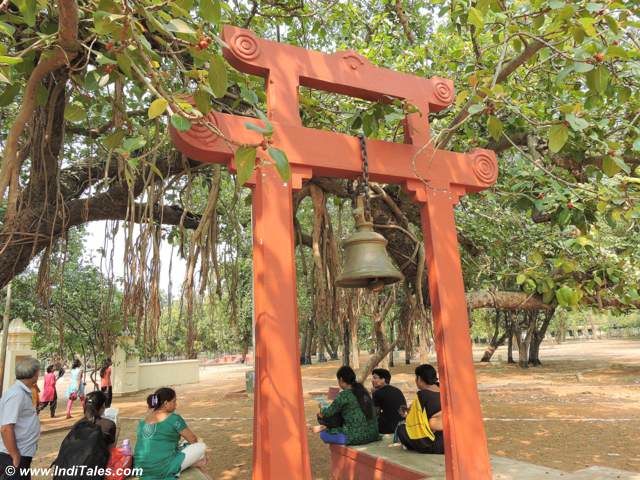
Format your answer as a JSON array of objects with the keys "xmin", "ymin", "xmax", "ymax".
[{"xmin": 121, "ymin": 439, "xmax": 131, "ymax": 456}]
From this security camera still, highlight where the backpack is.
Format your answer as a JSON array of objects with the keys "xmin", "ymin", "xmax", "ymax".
[
  {"xmin": 405, "ymin": 395, "xmax": 435, "ymax": 441},
  {"xmin": 51, "ymin": 420, "xmax": 110, "ymax": 479}
]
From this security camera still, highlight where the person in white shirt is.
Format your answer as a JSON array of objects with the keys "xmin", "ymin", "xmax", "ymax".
[{"xmin": 0, "ymin": 357, "xmax": 41, "ymax": 480}]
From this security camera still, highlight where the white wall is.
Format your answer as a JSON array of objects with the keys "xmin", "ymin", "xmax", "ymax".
[{"xmin": 137, "ymin": 360, "xmax": 200, "ymax": 391}]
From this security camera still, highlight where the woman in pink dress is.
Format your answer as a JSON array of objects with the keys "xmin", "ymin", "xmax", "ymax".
[{"xmin": 38, "ymin": 365, "xmax": 58, "ymax": 417}]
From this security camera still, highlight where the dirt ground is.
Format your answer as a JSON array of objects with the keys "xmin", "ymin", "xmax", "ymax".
[{"xmin": 32, "ymin": 339, "xmax": 640, "ymax": 479}]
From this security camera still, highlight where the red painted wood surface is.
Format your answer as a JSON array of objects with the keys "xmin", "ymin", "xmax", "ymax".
[
  {"xmin": 169, "ymin": 25, "xmax": 496, "ymax": 480},
  {"xmin": 330, "ymin": 445, "xmax": 427, "ymax": 480}
]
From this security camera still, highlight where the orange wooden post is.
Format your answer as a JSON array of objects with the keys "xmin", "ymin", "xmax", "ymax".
[
  {"xmin": 251, "ymin": 165, "xmax": 312, "ymax": 480},
  {"xmin": 421, "ymin": 186, "xmax": 492, "ymax": 479}
]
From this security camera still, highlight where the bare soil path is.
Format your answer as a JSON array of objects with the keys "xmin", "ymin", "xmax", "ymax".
[{"xmin": 32, "ymin": 339, "xmax": 640, "ymax": 479}]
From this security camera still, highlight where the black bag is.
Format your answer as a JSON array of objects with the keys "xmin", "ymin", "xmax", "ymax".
[
  {"xmin": 51, "ymin": 420, "xmax": 110, "ymax": 480},
  {"xmin": 317, "ymin": 412, "xmax": 344, "ymax": 429}
]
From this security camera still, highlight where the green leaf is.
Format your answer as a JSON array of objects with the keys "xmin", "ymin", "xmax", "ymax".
[
  {"xmin": 103, "ymin": 129, "xmax": 126, "ymax": 150},
  {"xmin": 208, "ymin": 54, "xmax": 228, "ymax": 98},
  {"xmin": 578, "ymin": 17, "xmax": 597, "ymax": 37},
  {"xmin": 240, "ymin": 86, "xmax": 259, "ymax": 105},
  {"xmin": 548, "ymin": 124, "xmax": 569, "ymax": 153},
  {"xmin": 604, "ymin": 15, "xmax": 619, "ymax": 34},
  {"xmin": 268, "ymin": 147, "xmax": 291, "ymax": 182},
  {"xmin": 586, "ymin": 65, "xmax": 609, "ymax": 94},
  {"xmin": 606, "ymin": 45, "xmax": 627, "ymax": 59},
  {"xmin": 15, "ymin": 0, "xmax": 36, "ymax": 27},
  {"xmin": 555, "ymin": 285, "xmax": 574, "ymax": 307},
  {"xmin": 612, "ymin": 156, "xmax": 630, "ymax": 174},
  {"xmin": 0, "ymin": 84, "xmax": 20, "ymax": 107},
  {"xmin": 602, "ymin": 156, "xmax": 620, "ymax": 177},
  {"xmin": 170, "ymin": 114, "xmax": 192, "ymax": 132},
  {"xmin": 468, "ymin": 103, "xmax": 484, "ymax": 115},
  {"xmin": 200, "ymin": 0, "xmax": 221, "ymax": 25},
  {"xmin": 0, "ymin": 22, "xmax": 16, "ymax": 37},
  {"xmin": 632, "ymin": 138, "xmax": 640, "ymax": 152},
  {"xmin": 122, "ymin": 136, "xmax": 147, "ymax": 152},
  {"xmin": 64, "ymin": 104, "xmax": 87, "ymax": 123},
  {"xmin": 467, "ymin": 7, "xmax": 484, "ymax": 30},
  {"xmin": 116, "ymin": 53, "xmax": 133, "ymax": 78},
  {"xmin": 573, "ymin": 61, "xmax": 593, "ymax": 73},
  {"xmin": 0, "ymin": 56, "xmax": 23, "ymax": 66},
  {"xmin": 95, "ymin": 53, "xmax": 117, "ymax": 65},
  {"xmin": 516, "ymin": 273, "xmax": 526, "ymax": 285},
  {"xmin": 165, "ymin": 19, "xmax": 196, "ymax": 35},
  {"xmin": 194, "ymin": 88, "xmax": 211, "ymax": 115},
  {"xmin": 235, "ymin": 146, "xmax": 256, "ymax": 186},
  {"xmin": 244, "ymin": 121, "xmax": 272, "ymax": 135},
  {"xmin": 148, "ymin": 98, "xmax": 168, "ymax": 119},
  {"xmin": 565, "ymin": 113, "xmax": 589, "ymax": 131},
  {"xmin": 487, "ymin": 116, "xmax": 503, "ymax": 141}
]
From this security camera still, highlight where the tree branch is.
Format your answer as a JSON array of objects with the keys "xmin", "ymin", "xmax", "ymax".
[
  {"xmin": 393, "ymin": 0, "xmax": 415, "ymax": 44},
  {"xmin": 0, "ymin": 0, "xmax": 80, "ymax": 207},
  {"xmin": 438, "ymin": 39, "xmax": 545, "ymax": 148}
]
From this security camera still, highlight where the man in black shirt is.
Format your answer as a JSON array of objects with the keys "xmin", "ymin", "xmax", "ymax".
[{"xmin": 371, "ymin": 368, "xmax": 407, "ymax": 434}]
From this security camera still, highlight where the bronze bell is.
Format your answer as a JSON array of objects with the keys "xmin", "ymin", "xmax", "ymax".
[{"xmin": 336, "ymin": 198, "xmax": 404, "ymax": 290}]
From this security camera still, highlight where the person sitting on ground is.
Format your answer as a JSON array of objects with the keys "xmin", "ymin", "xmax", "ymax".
[
  {"xmin": 313, "ymin": 366, "xmax": 379, "ymax": 445},
  {"xmin": 396, "ymin": 364, "xmax": 444, "ymax": 454},
  {"xmin": 134, "ymin": 387, "xmax": 207, "ymax": 479},
  {"xmin": 371, "ymin": 368, "xmax": 407, "ymax": 434},
  {"xmin": 0, "ymin": 358, "xmax": 41, "ymax": 480},
  {"xmin": 51, "ymin": 390, "xmax": 116, "ymax": 480}
]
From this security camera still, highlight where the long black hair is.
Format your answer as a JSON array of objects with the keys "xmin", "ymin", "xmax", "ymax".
[
  {"xmin": 99, "ymin": 358, "xmax": 112, "ymax": 378},
  {"xmin": 147, "ymin": 387, "xmax": 176, "ymax": 411},
  {"xmin": 84, "ymin": 391, "xmax": 107, "ymax": 423},
  {"xmin": 336, "ymin": 366, "xmax": 374, "ymax": 419},
  {"xmin": 71, "ymin": 359, "xmax": 81, "ymax": 369},
  {"xmin": 415, "ymin": 364, "xmax": 439, "ymax": 386}
]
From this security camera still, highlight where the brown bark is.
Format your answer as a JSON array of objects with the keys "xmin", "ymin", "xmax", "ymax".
[
  {"xmin": 417, "ymin": 309, "xmax": 432, "ymax": 364},
  {"xmin": 0, "ymin": 0, "xmax": 80, "ymax": 205},
  {"xmin": 466, "ymin": 291, "xmax": 554, "ymax": 310},
  {"xmin": 393, "ymin": 0, "xmax": 415, "ymax": 44},
  {"xmin": 528, "ymin": 308, "xmax": 555, "ymax": 366},
  {"xmin": 480, "ymin": 310, "xmax": 509, "ymax": 362},
  {"xmin": 357, "ymin": 292, "xmax": 397, "ymax": 383}
]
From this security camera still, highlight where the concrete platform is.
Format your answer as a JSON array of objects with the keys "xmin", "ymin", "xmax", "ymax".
[{"xmin": 330, "ymin": 435, "xmax": 640, "ymax": 479}]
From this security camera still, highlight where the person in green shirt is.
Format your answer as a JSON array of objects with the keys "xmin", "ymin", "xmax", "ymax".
[
  {"xmin": 133, "ymin": 388, "xmax": 207, "ymax": 479},
  {"xmin": 314, "ymin": 366, "xmax": 380, "ymax": 445}
]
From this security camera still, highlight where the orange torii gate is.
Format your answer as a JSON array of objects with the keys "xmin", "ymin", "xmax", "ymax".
[{"xmin": 170, "ymin": 26, "xmax": 497, "ymax": 480}]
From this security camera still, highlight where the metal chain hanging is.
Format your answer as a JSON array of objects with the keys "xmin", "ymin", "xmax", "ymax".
[{"xmin": 357, "ymin": 134, "xmax": 371, "ymax": 221}]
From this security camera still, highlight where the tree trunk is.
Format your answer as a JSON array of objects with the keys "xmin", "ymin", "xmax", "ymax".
[
  {"xmin": 357, "ymin": 337, "xmax": 399, "ymax": 384},
  {"xmin": 341, "ymin": 314, "xmax": 350, "ymax": 366},
  {"xmin": 404, "ymin": 320, "xmax": 413, "ymax": 365},
  {"xmin": 529, "ymin": 308, "xmax": 555, "ymax": 366},
  {"xmin": 480, "ymin": 310, "xmax": 509, "ymax": 362},
  {"xmin": 349, "ymin": 314, "xmax": 359, "ymax": 369},
  {"xmin": 514, "ymin": 311, "xmax": 536, "ymax": 368},
  {"xmin": 388, "ymin": 319, "xmax": 395, "ymax": 368},
  {"xmin": 507, "ymin": 315, "xmax": 515, "ymax": 364},
  {"xmin": 416, "ymin": 308, "xmax": 432, "ymax": 364}
]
